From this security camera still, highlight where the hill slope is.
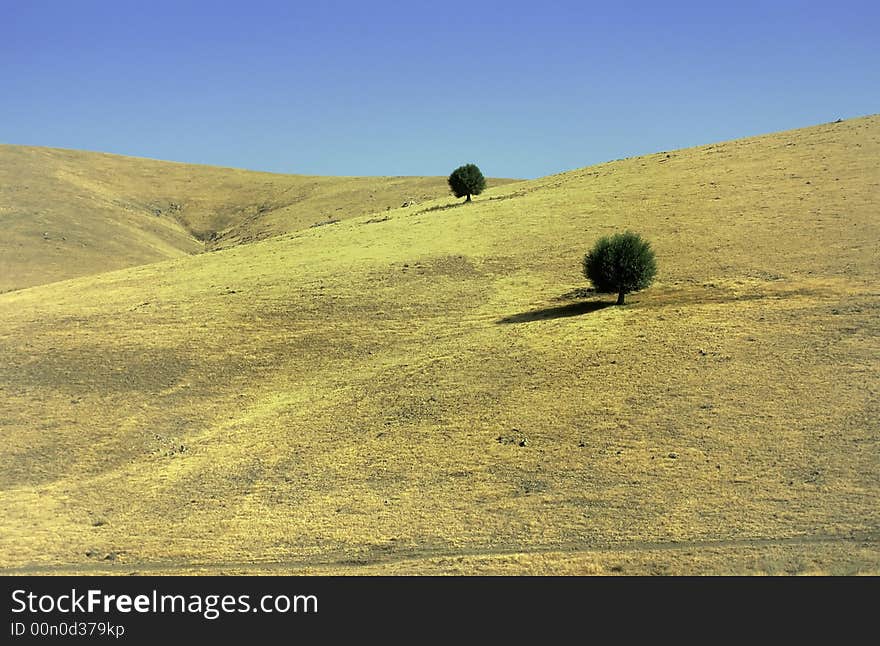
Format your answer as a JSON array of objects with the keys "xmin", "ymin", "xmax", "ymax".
[
  {"xmin": 0, "ymin": 116, "xmax": 877, "ymax": 574},
  {"xmin": 0, "ymin": 145, "xmax": 515, "ymax": 291}
]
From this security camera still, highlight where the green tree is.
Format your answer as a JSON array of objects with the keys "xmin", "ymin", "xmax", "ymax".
[
  {"xmin": 448, "ymin": 163, "xmax": 486, "ymax": 202},
  {"xmin": 583, "ymin": 231, "xmax": 657, "ymax": 305}
]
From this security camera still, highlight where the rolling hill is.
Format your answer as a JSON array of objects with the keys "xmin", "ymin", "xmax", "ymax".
[
  {"xmin": 0, "ymin": 145, "xmax": 514, "ymax": 292},
  {"xmin": 0, "ymin": 115, "xmax": 877, "ymax": 574}
]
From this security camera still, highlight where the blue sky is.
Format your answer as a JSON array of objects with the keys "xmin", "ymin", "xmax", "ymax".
[{"xmin": 2, "ymin": 0, "xmax": 878, "ymax": 178}]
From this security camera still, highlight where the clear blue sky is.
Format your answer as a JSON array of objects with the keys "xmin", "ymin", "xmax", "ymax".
[{"xmin": 3, "ymin": 0, "xmax": 878, "ymax": 178}]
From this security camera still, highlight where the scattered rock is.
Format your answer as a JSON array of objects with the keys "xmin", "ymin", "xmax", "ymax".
[
  {"xmin": 103, "ymin": 552, "xmax": 117, "ymax": 561},
  {"xmin": 497, "ymin": 431, "xmax": 528, "ymax": 446},
  {"xmin": 668, "ymin": 452, "xmax": 679, "ymax": 459},
  {"xmin": 92, "ymin": 519, "xmax": 107, "ymax": 527}
]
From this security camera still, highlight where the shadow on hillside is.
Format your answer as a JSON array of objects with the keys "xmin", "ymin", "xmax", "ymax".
[
  {"xmin": 496, "ymin": 300, "xmax": 613, "ymax": 324},
  {"xmin": 553, "ymin": 286, "xmax": 596, "ymax": 301},
  {"xmin": 414, "ymin": 202, "xmax": 465, "ymax": 215}
]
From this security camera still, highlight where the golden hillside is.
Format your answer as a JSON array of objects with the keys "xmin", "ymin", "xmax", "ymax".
[
  {"xmin": 0, "ymin": 115, "xmax": 877, "ymax": 575},
  {"xmin": 0, "ymin": 145, "xmax": 514, "ymax": 291}
]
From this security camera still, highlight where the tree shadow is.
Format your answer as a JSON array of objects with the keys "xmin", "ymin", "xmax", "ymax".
[
  {"xmin": 496, "ymin": 300, "xmax": 613, "ymax": 324},
  {"xmin": 553, "ymin": 287, "xmax": 596, "ymax": 301}
]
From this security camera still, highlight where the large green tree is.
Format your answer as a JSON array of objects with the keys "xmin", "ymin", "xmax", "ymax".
[
  {"xmin": 583, "ymin": 231, "xmax": 657, "ymax": 305},
  {"xmin": 448, "ymin": 163, "xmax": 486, "ymax": 202}
]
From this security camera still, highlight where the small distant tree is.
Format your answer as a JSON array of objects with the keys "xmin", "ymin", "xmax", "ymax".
[
  {"xmin": 448, "ymin": 163, "xmax": 486, "ymax": 202},
  {"xmin": 583, "ymin": 231, "xmax": 657, "ymax": 305}
]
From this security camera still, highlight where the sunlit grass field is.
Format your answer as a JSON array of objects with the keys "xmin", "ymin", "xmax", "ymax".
[
  {"xmin": 1, "ymin": 115, "xmax": 877, "ymax": 574},
  {"xmin": 1, "ymin": 144, "xmax": 514, "ymax": 292}
]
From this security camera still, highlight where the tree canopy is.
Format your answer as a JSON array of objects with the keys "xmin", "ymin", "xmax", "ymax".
[
  {"xmin": 583, "ymin": 231, "xmax": 657, "ymax": 305},
  {"xmin": 448, "ymin": 163, "xmax": 486, "ymax": 202}
]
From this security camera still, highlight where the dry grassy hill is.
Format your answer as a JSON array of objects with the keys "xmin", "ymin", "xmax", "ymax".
[
  {"xmin": 0, "ymin": 115, "xmax": 877, "ymax": 575},
  {"xmin": 0, "ymin": 145, "xmax": 514, "ymax": 292}
]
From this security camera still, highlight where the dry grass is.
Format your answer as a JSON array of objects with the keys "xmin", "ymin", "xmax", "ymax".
[
  {"xmin": 0, "ymin": 144, "xmax": 515, "ymax": 291},
  {"xmin": 0, "ymin": 115, "xmax": 877, "ymax": 575}
]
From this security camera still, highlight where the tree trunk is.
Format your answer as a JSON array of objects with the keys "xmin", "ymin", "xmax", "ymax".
[
  {"xmin": 617, "ymin": 289, "xmax": 626, "ymax": 305},
  {"xmin": 466, "ymin": 193, "xmax": 471, "ymax": 202}
]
